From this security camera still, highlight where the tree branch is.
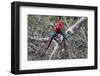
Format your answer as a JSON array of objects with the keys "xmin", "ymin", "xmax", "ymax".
[
  {"xmin": 49, "ymin": 39, "xmax": 59, "ymax": 60},
  {"xmin": 29, "ymin": 35, "xmax": 59, "ymax": 60},
  {"xmin": 63, "ymin": 16, "xmax": 69, "ymax": 29},
  {"xmin": 28, "ymin": 35, "xmax": 49, "ymax": 41},
  {"xmin": 66, "ymin": 17, "xmax": 87, "ymax": 34}
]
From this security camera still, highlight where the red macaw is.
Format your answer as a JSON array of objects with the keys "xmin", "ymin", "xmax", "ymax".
[{"xmin": 46, "ymin": 20, "xmax": 67, "ymax": 52}]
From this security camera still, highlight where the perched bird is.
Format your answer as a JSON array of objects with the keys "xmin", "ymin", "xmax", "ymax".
[{"xmin": 46, "ymin": 17, "xmax": 67, "ymax": 52}]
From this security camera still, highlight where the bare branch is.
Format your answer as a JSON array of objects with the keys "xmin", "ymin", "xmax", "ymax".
[
  {"xmin": 29, "ymin": 35, "xmax": 59, "ymax": 60},
  {"xmin": 80, "ymin": 27, "xmax": 88, "ymax": 43},
  {"xmin": 29, "ymin": 35, "xmax": 49, "ymax": 41},
  {"xmin": 63, "ymin": 17, "xmax": 68, "ymax": 29},
  {"xmin": 49, "ymin": 40, "xmax": 59, "ymax": 60},
  {"xmin": 66, "ymin": 17, "xmax": 87, "ymax": 34}
]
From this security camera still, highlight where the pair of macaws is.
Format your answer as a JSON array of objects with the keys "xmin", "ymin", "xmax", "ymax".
[{"xmin": 46, "ymin": 19, "xmax": 67, "ymax": 52}]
